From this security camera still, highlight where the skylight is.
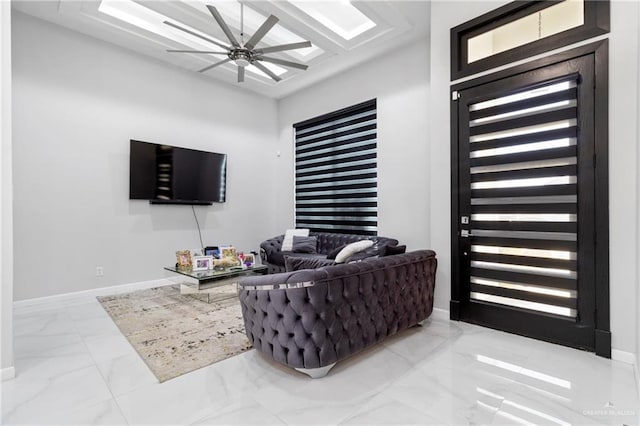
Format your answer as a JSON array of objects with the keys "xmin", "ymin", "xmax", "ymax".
[
  {"xmin": 98, "ymin": 0, "xmax": 287, "ymax": 79},
  {"xmin": 186, "ymin": 0, "xmax": 319, "ymax": 58},
  {"xmin": 289, "ymin": 1, "xmax": 376, "ymax": 40}
]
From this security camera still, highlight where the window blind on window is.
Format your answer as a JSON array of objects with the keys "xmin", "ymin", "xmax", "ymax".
[{"xmin": 293, "ymin": 99, "xmax": 377, "ymax": 236}]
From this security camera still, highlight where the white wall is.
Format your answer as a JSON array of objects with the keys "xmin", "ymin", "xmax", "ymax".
[
  {"xmin": 11, "ymin": 12, "xmax": 279, "ymax": 300},
  {"xmin": 1, "ymin": 0, "xmax": 15, "ymax": 379},
  {"xmin": 429, "ymin": 0, "xmax": 640, "ymax": 354},
  {"xmin": 429, "ymin": 1, "xmax": 504, "ymax": 312},
  {"xmin": 276, "ymin": 34, "xmax": 431, "ymax": 264},
  {"xmin": 608, "ymin": 0, "xmax": 640, "ymax": 356},
  {"xmin": 636, "ymin": 0, "xmax": 640, "ymax": 388}
]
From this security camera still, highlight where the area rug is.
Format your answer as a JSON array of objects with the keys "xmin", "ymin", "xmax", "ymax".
[{"xmin": 97, "ymin": 284, "xmax": 252, "ymax": 382}]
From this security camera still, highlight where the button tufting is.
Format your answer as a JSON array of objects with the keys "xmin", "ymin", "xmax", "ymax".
[{"xmin": 237, "ymin": 250, "xmax": 437, "ymax": 377}]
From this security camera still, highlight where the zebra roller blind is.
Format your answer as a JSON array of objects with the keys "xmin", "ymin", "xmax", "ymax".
[
  {"xmin": 467, "ymin": 77, "xmax": 580, "ymax": 318},
  {"xmin": 293, "ymin": 99, "xmax": 377, "ymax": 236}
]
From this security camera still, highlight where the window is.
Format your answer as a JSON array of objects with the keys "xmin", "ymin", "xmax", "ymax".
[
  {"xmin": 293, "ymin": 99, "xmax": 377, "ymax": 236},
  {"xmin": 451, "ymin": 0, "xmax": 609, "ymax": 80},
  {"xmin": 467, "ymin": 0, "xmax": 585, "ymax": 64}
]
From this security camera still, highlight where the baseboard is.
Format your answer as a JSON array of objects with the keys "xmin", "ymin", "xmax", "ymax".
[
  {"xmin": 13, "ymin": 277, "xmax": 179, "ymax": 314},
  {"xmin": 431, "ymin": 307, "xmax": 450, "ymax": 321},
  {"xmin": 1, "ymin": 366, "xmax": 15, "ymax": 381},
  {"xmin": 611, "ymin": 349, "xmax": 636, "ymax": 366}
]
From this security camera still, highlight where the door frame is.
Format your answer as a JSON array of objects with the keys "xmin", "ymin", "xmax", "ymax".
[{"xmin": 449, "ymin": 40, "xmax": 610, "ymax": 357}]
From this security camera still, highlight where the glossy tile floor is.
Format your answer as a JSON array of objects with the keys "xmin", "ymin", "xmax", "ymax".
[{"xmin": 2, "ymin": 294, "xmax": 639, "ymax": 425}]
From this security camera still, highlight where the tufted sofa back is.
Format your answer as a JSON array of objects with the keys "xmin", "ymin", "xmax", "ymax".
[
  {"xmin": 260, "ymin": 232, "xmax": 398, "ymax": 257},
  {"xmin": 238, "ymin": 250, "xmax": 437, "ymax": 371},
  {"xmin": 311, "ymin": 232, "xmax": 371, "ymax": 254}
]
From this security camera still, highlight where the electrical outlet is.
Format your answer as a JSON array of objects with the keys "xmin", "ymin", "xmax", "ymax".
[{"xmin": 96, "ymin": 266, "xmax": 104, "ymax": 277}]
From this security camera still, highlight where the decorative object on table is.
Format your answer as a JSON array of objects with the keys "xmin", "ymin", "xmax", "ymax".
[
  {"xmin": 243, "ymin": 253, "xmax": 255, "ymax": 267},
  {"xmin": 204, "ymin": 246, "xmax": 220, "ymax": 259},
  {"xmin": 220, "ymin": 246, "xmax": 237, "ymax": 259},
  {"xmin": 97, "ymin": 284, "xmax": 251, "ymax": 382},
  {"xmin": 213, "ymin": 256, "xmax": 240, "ymax": 269},
  {"xmin": 175, "ymin": 250, "xmax": 192, "ymax": 270},
  {"xmin": 189, "ymin": 248, "xmax": 204, "ymax": 258},
  {"xmin": 192, "ymin": 256, "xmax": 214, "ymax": 271},
  {"xmin": 164, "ymin": 3, "xmax": 311, "ymax": 83}
]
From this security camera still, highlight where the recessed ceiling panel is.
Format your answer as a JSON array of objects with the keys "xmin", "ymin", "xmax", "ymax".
[
  {"xmin": 98, "ymin": 0, "xmax": 288, "ymax": 80},
  {"xmin": 11, "ymin": 0, "xmax": 428, "ymax": 99},
  {"xmin": 288, "ymin": 1, "xmax": 376, "ymax": 40},
  {"xmin": 185, "ymin": 0, "xmax": 322, "ymax": 60}
]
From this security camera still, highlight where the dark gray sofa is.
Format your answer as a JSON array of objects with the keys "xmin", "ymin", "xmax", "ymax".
[
  {"xmin": 259, "ymin": 232, "xmax": 399, "ymax": 274},
  {"xmin": 238, "ymin": 250, "xmax": 437, "ymax": 378}
]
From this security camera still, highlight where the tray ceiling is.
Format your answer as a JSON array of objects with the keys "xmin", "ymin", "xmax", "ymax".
[{"xmin": 11, "ymin": 1, "xmax": 430, "ymax": 99}]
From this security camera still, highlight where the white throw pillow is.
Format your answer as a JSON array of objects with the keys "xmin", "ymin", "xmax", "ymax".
[
  {"xmin": 282, "ymin": 229, "xmax": 309, "ymax": 252},
  {"xmin": 334, "ymin": 240, "xmax": 374, "ymax": 263}
]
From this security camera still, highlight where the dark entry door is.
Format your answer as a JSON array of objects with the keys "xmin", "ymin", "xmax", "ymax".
[{"xmin": 452, "ymin": 55, "xmax": 599, "ymax": 351}]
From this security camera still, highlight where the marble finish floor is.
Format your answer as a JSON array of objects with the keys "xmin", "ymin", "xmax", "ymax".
[{"xmin": 2, "ymin": 293, "xmax": 639, "ymax": 425}]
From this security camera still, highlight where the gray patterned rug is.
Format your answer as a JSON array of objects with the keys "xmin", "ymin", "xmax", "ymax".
[{"xmin": 97, "ymin": 284, "xmax": 252, "ymax": 382}]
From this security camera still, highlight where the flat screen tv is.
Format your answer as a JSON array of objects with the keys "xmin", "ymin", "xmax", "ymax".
[{"xmin": 129, "ymin": 140, "xmax": 227, "ymax": 205}]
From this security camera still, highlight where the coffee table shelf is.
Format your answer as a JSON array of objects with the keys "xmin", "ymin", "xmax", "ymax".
[{"xmin": 164, "ymin": 264, "xmax": 268, "ymax": 302}]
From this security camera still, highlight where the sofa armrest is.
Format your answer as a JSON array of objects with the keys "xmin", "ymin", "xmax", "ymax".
[{"xmin": 260, "ymin": 235, "xmax": 285, "ymax": 264}]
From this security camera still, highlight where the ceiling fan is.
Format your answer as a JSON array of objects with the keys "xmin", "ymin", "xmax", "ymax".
[{"xmin": 164, "ymin": 4, "xmax": 312, "ymax": 83}]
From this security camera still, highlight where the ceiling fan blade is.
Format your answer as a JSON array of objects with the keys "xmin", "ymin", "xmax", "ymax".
[
  {"xmin": 244, "ymin": 15, "xmax": 279, "ymax": 50},
  {"xmin": 167, "ymin": 50, "xmax": 228, "ymax": 54},
  {"xmin": 206, "ymin": 5, "xmax": 240, "ymax": 48},
  {"xmin": 198, "ymin": 58, "xmax": 232, "ymax": 73},
  {"xmin": 164, "ymin": 21, "xmax": 230, "ymax": 51},
  {"xmin": 254, "ymin": 41, "xmax": 312, "ymax": 54},
  {"xmin": 238, "ymin": 66, "xmax": 245, "ymax": 83},
  {"xmin": 258, "ymin": 56, "xmax": 308, "ymax": 70},
  {"xmin": 252, "ymin": 61, "xmax": 281, "ymax": 82}
]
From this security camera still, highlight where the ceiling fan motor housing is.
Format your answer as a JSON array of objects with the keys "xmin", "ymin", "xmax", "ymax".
[{"xmin": 230, "ymin": 49, "xmax": 252, "ymax": 67}]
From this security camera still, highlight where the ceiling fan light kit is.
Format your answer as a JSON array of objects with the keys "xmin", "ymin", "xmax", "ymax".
[{"xmin": 166, "ymin": 3, "xmax": 312, "ymax": 83}]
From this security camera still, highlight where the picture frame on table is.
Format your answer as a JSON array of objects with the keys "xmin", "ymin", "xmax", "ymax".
[
  {"xmin": 243, "ymin": 253, "xmax": 256, "ymax": 266},
  {"xmin": 204, "ymin": 246, "xmax": 220, "ymax": 259},
  {"xmin": 220, "ymin": 246, "xmax": 237, "ymax": 259},
  {"xmin": 176, "ymin": 250, "xmax": 192, "ymax": 270},
  {"xmin": 192, "ymin": 256, "xmax": 214, "ymax": 271}
]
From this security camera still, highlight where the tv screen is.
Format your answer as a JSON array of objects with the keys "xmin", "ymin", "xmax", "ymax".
[{"xmin": 129, "ymin": 140, "xmax": 227, "ymax": 204}]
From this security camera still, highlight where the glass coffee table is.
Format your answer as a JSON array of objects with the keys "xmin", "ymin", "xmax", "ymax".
[{"xmin": 164, "ymin": 264, "xmax": 268, "ymax": 303}]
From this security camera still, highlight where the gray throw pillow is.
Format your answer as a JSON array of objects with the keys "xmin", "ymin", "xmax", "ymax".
[
  {"xmin": 285, "ymin": 256, "xmax": 336, "ymax": 271},
  {"xmin": 381, "ymin": 245, "xmax": 407, "ymax": 256},
  {"xmin": 292, "ymin": 235, "xmax": 318, "ymax": 253}
]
